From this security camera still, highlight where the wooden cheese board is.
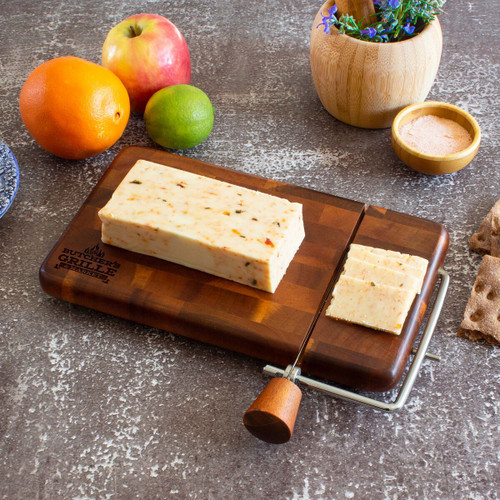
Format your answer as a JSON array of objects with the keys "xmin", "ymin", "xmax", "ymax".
[{"xmin": 39, "ymin": 146, "xmax": 449, "ymax": 394}]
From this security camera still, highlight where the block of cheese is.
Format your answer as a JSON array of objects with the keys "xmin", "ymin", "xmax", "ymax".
[
  {"xmin": 98, "ymin": 159, "xmax": 305, "ymax": 293},
  {"xmin": 342, "ymin": 257, "xmax": 420, "ymax": 293},
  {"xmin": 325, "ymin": 276, "xmax": 416, "ymax": 335},
  {"xmin": 347, "ymin": 244, "xmax": 428, "ymax": 293}
]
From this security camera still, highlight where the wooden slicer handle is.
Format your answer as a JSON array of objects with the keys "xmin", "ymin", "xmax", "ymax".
[
  {"xmin": 243, "ymin": 377, "xmax": 302, "ymax": 444},
  {"xmin": 335, "ymin": 0, "xmax": 376, "ymax": 27}
]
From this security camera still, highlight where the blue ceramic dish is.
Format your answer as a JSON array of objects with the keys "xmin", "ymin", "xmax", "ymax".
[{"xmin": 0, "ymin": 142, "xmax": 19, "ymax": 218}]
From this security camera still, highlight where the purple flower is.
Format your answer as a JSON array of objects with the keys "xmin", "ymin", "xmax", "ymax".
[
  {"xmin": 316, "ymin": 5, "xmax": 338, "ymax": 34},
  {"xmin": 388, "ymin": 0, "xmax": 401, "ymax": 8},
  {"xmin": 360, "ymin": 27, "xmax": 377, "ymax": 38},
  {"xmin": 403, "ymin": 21, "xmax": 415, "ymax": 34},
  {"xmin": 373, "ymin": 0, "xmax": 382, "ymax": 4}
]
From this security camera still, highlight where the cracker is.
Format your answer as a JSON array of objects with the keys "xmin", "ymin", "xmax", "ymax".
[
  {"xmin": 457, "ymin": 327, "xmax": 483, "ymax": 342},
  {"xmin": 457, "ymin": 327, "xmax": 499, "ymax": 345},
  {"xmin": 459, "ymin": 255, "xmax": 500, "ymax": 344},
  {"xmin": 470, "ymin": 211, "xmax": 492, "ymax": 254},
  {"xmin": 470, "ymin": 199, "xmax": 500, "ymax": 255},
  {"xmin": 491, "ymin": 210, "xmax": 500, "ymax": 257}
]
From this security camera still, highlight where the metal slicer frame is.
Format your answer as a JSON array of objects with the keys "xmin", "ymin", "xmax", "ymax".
[{"xmin": 262, "ymin": 268, "xmax": 450, "ymax": 411}]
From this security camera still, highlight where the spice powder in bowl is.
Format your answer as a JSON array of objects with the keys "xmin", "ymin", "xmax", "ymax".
[
  {"xmin": 391, "ymin": 101, "xmax": 481, "ymax": 175},
  {"xmin": 399, "ymin": 115, "xmax": 472, "ymax": 156}
]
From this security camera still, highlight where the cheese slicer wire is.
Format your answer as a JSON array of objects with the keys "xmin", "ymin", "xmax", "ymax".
[{"xmin": 243, "ymin": 268, "xmax": 449, "ymax": 444}]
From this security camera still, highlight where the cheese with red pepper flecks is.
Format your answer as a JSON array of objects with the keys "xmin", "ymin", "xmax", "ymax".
[
  {"xmin": 347, "ymin": 244, "xmax": 428, "ymax": 293},
  {"xmin": 342, "ymin": 257, "xmax": 420, "ymax": 293},
  {"xmin": 326, "ymin": 244, "xmax": 429, "ymax": 335},
  {"xmin": 98, "ymin": 159, "xmax": 305, "ymax": 293},
  {"xmin": 326, "ymin": 275, "xmax": 416, "ymax": 335}
]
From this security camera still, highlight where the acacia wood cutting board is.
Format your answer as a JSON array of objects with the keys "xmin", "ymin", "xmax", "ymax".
[{"xmin": 39, "ymin": 146, "xmax": 448, "ymax": 392}]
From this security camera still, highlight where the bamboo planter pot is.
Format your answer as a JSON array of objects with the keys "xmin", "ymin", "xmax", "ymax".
[{"xmin": 310, "ymin": 0, "xmax": 443, "ymax": 129}]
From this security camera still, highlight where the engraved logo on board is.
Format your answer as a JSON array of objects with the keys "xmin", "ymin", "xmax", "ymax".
[{"xmin": 54, "ymin": 244, "xmax": 121, "ymax": 284}]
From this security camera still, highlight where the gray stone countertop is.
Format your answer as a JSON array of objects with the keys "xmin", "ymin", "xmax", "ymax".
[{"xmin": 0, "ymin": 1, "xmax": 498, "ymax": 499}]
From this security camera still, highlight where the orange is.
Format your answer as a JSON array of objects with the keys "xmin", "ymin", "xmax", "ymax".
[{"xmin": 19, "ymin": 56, "xmax": 130, "ymax": 160}]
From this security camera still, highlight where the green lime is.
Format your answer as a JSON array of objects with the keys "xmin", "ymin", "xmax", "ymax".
[{"xmin": 144, "ymin": 84, "xmax": 214, "ymax": 150}]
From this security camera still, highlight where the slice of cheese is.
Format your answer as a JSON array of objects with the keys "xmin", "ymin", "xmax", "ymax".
[
  {"xmin": 98, "ymin": 159, "xmax": 305, "ymax": 293},
  {"xmin": 347, "ymin": 245, "xmax": 428, "ymax": 293},
  {"xmin": 349, "ymin": 244, "xmax": 428, "ymax": 272},
  {"xmin": 326, "ymin": 276, "xmax": 416, "ymax": 335},
  {"xmin": 342, "ymin": 257, "xmax": 420, "ymax": 293}
]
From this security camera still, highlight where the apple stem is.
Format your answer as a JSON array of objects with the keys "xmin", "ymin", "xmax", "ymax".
[{"xmin": 129, "ymin": 25, "xmax": 137, "ymax": 37}]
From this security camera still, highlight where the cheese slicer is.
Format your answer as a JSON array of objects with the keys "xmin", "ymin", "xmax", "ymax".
[
  {"xmin": 243, "ymin": 268, "xmax": 449, "ymax": 444},
  {"xmin": 37, "ymin": 146, "xmax": 450, "ymax": 444}
]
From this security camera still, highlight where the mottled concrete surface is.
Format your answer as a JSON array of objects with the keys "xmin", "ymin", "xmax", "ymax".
[{"xmin": 0, "ymin": 1, "xmax": 499, "ymax": 499}]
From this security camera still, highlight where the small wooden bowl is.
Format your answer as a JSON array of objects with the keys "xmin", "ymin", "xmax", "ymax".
[{"xmin": 391, "ymin": 101, "xmax": 481, "ymax": 175}]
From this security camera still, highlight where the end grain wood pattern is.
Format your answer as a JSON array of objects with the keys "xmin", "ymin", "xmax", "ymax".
[
  {"xmin": 39, "ymin": 146, "xmax": 364, "ymax": 368},
  {"xmin": 40, "ymin": 146, "xmax": 448, "ymax": 391},
  {"xmin": 301, "ymin": 205, "xmax": 449, "ymax": 391}
]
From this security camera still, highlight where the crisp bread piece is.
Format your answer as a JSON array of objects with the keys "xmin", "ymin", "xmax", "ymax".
[
  {"xmin": 459, "ymin": 254, "xmax": 500, "ymax": 345},
  {"xmin": 470, "ymin": 199, "xmax": 500, "ymax": 255},
  {"xmin": 491, "ymin": 211, "xmax": 500, "ymax": 257},
  {"xmin": 326, "ymin": 275, "xmax": 416, "ymax": 335},
  {"xmin": 458, "ymin": 327, "xmax": 500, "ymax": 345},
  {"xmin": 469, "ymin": 211, "xmax": 492, "ymax": 254},
  {"xmin": 457, "ymin": 327, "xmax": 483, "ymax": 342}
]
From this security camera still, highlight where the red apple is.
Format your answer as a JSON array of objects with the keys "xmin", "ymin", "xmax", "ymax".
[{"xmin": 102, "ymin": 13, "xmax": 191, "ymax": 114}]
